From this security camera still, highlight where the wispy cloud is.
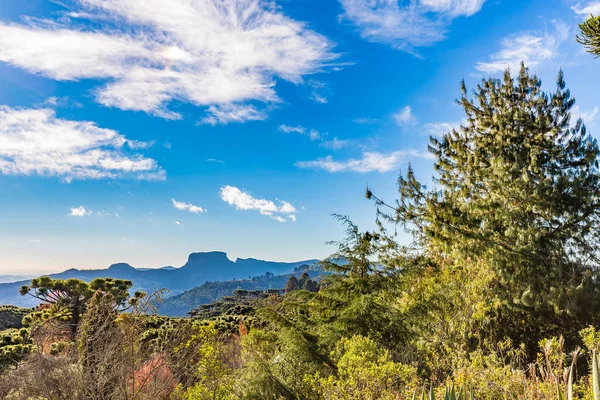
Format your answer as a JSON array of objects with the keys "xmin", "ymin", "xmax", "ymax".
[
  {"xmin": 573, "ymin": 105, "xmax": 599, "ymax": 126},
  {"xmin": 339, "ymin": 0, "xmax": 486, "ymax": 53},
  {"xmin": 126, "ymin": 139, "xmax": 155, "ymax": 150},
  {"xmin": 206, "ymin": 158, "xmax": 225, "ymax": 164},
  {"xmin": 393, "ymin": 106, "xmax": 419, "ymax": 126},
  {"xmin": 308, "ymin": 80, "xmax": 330, "ymax": 103},
  {"xmin": 0, "ymin": 0, "xmax": 338, "ymax": 121},
  {"xmin": 279, "ymin": 123, "xmax": 353, "ymax": 150},
  {"xmin": 96, "ymin": 210, "xmax": 120, "ymax": 218},
  {"xmin": 41, "ymin": 96, "xmax": 83, "ymax": 109},
  {"xmin": 70, "ymin": 206, "xmax": 92, "ymax": 217},
  {"xmin": 172, "ymin": 199, "xmax": 205, "ymax": 214},
  {"xmin": 572, "ymin": 2, "xmax": 600, "ymax": 16},
  {"xmin": 279, "ymin": 124, "xmax": 323, "ymax": 141},
  {"xmin": 320, "ymin": 137, "xmax": 352, "ymax": 150},
  {"xmin": 475, "ymin": 21, "xmax": 569, "ymax": 74},
  {"xmin": 220, "ymin": 185, "xmax": 297, "ymax": 222},
  {"xmin": 199, "ymin": 104, "xmax": 268, "ymax": 126},
  {"xmin": 296, "ymin": 151, "xmax": 422, "ymax": 173},
  {"xmin": 0, "ymin": 106, "xmax": 164, "ymax": 182},
  {"xmin": 353, "ymin": 117, "xmax": 379, "ymax": 124},
  {"xmin": 279, "ymin": 125, "xmax": 306, "ymax": 134},
  {"xmin": 308, "ymin": 129, "xmax": 324, "ymax": 141},
  {"xmin": 423, "ymin": 121, "xmax": 461, "ymax": 137}
]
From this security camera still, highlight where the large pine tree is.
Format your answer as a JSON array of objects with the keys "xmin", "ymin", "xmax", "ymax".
[{"xmin": 371, "ymin": 64, "xmax": 600, "ymax": 350}]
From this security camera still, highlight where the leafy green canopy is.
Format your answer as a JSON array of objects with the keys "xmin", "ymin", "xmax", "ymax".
[
  {"xmin": 371, "ymin": 64, "xmax": 600, "ymax": 347},
  {"xmin": 577, "ymin": 14, "xmax": 600, "ymax": 57}
]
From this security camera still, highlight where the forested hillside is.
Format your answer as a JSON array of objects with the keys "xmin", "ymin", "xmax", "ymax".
[
  {"xmin": 157, "ymin": 266, "xmax": 323, "ymax": 316},
  {"xmin": 2, "ymin": 65, "xmax": 600, "ymax": 399}
]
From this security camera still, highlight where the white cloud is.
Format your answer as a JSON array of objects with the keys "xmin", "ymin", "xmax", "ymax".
[
  {"xmin": 175, "ymin": 221, "xmax": 181, "ymax": 225},
  {"xmin": 296, "ymin": 150, "xmax": 432, "ymax": 173},
  {"xmin": 279, "ymin": 124, "xmax": 306, "ymax": 134},
  {"xmin": 172, "ymin": 199, "xmax": 205, "ymax": 214},
  {"xmin": 70, "ymin": 206, "xmax": 92, "ymax": 217},
  {"xmin": 296, "ymin": 151, "xmax": 404, "ymax": 173},
  {"xmin": 0, "ymin": 0, "xmax": 337, "ymax": 120},
  {"xmin": 339, "ymin": 0, "xmax": 486, "ymax": 53},
  {"xmin": 308, "ymin": 129, "xmax": 324, "ymax": 141},
  {"xmin": 572, "ymin": 2, "xmax": 600, "ymax": 15},
  {"xmin": 220, "ymin": 185, "xmax": 297, "ymax": 222},
  {"xmin": 320, "ymin": 137, "xmax": 352, "ymax": 150},
  {"xmin": 475, "ymin": 22, "xmax": 569, "ymax": 74},
  {"xmin": 199, "ymin": 104, "xmax": 268, "ymax": 126},
  {"xmin": 393, "ymin": 106, "xmax": 419, "ymax": 125},
  {"xmin": 126, "ymin": 139, "xmax": 155, "ymax": 150},
  {"xmin": 0, "ymin": 106, "xmax": 164, "ymax": 182},
  {"xmin": 206, "ymin": 158, "xmax": 225, "ymax": 164},
  {"xmin": 288, "ymin": 215, "xmax": 297, "ymax": 222}
]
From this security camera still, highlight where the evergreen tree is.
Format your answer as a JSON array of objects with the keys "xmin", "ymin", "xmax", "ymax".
[
  {"xmin": 299, "ymin": 272, "xmax": 311, "ymax": 289},
  {"xmin": 370, "ymin": 64, "xmax": 600, "ymax": 351},
  {"xmin": 321, "ymin": 214, "xmax": 381, "ymax": 280},
  {"xmin": 20, "ymin": 276, "xmax": 142, "ymax": 337},
  {"xmin": 285, "ymin": 276, "xmax": 300, "ymax": 293},
  {"xmin": 303, "ymin": 279, "xmax": 319, "ymax": 293},
  {"xmin": 577, "ymin": 14, "xmax": 600, "ymax": 56}
]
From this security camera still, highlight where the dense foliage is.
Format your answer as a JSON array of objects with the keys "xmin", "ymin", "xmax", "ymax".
[{"xmin": 1, "ymin": 65, "xmax": 600, "ymax": 399}]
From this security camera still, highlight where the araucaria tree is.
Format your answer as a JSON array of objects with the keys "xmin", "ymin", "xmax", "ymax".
[
  {"xmin": 20, "ymin": 276, "xmax": 141, "ymax": 337},
  {"xmin": 577, "ymin": 13, "xmax": 600, "ymax": 56},
  {"xmin": 371, "ymin": 64, "xmax": 600, "ymax": 352}
]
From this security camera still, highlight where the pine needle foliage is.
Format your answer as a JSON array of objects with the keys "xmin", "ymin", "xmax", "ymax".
[{"xmin": 371, "ymin": 64, "xmax": 600, "ymax": 352}]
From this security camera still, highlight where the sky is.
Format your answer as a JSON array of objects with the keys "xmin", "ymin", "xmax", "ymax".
[{"xmin": 0, "ymin": 0, "xmax": 599, "ymax": 274}]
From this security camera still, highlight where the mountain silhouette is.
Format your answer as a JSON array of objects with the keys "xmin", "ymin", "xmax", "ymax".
[{"xmin": 0, "ymin": 252, "xmax": 318, "ymax": 307}]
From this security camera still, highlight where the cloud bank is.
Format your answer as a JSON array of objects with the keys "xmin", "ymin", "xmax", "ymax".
[
  {"xmin": 0, "ymin": 106, "xmax": 164, "ymax": 182},
  {"xmin": 476, "ymin": 22, "xmax": 569, "ymax": 74},
  {"xmin": 296, "ymin": 150, "xmax": 432, "ymax": 173},
  {"xmin": 220, "ymin": 185, "xmax": 296, "ymax": 222},
  {"xmin": 339, "ymin": 0, "xmax": 486, "ymax": 53},
  {"xmin": 0, "ymin": 0, "xmax": 338, "ymax": 122}
]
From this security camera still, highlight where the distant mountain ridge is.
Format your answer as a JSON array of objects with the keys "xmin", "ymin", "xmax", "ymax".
[
  {"xmin": 157, "ymin": 265, "xmax": 324, "ymax": 317},
  {"xmin": 0, "ymin": 252, "xmax": 319, "ymax": 307}
]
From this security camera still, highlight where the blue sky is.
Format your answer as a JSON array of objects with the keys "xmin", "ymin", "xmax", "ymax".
[{"xmin": 0, "ymin": 0, "xmax": 598, "ymax": 274}]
